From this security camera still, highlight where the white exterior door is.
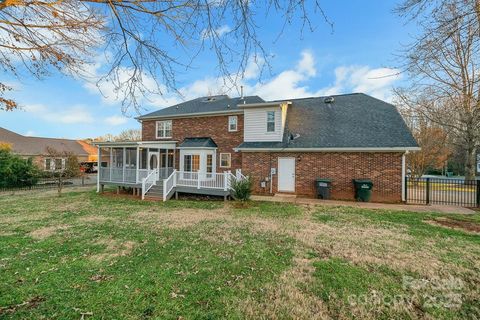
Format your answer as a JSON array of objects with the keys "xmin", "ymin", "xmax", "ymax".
[
  {"xmin": 148, "ymin": 150, "xmax": 160, "ymax": 179},
  {"xmin": 278, "ymin": 157, "xmax": 295, "ymax": 192}
]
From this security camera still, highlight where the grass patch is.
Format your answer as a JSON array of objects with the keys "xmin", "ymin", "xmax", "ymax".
[
  {"xmin": 233, "ymin": 201, "xmax": 303, "ymax": 218},
  {"xmin": 0, "ymin": 190, "xmax": 479, "ymax": 319}
]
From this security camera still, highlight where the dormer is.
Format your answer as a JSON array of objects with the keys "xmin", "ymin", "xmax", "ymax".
[{"xmin": 238, "ymin": 101, "xmax": 290, "ymax": 142}]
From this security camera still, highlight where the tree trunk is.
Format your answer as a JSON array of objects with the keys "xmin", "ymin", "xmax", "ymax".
[{"xmin": 465, "ymin": 145, "xmax": 477, "ymax": 181}]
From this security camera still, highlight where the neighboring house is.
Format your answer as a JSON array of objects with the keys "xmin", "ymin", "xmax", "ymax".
[
  {"xmin": 0, "ymin": 127, "xmax": 98, "ymax": 171},
  {"xmin": 96, "ymin": 93, "xmax": 419, "ymax": 202}
]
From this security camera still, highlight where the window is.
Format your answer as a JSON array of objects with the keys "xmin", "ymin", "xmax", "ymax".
[
  {"xmin": 45, "ymin": 158, "xmax": 52, "ymax": 171},
  {"xmin": 156, "ymin": 120, "xmax": 172, "ymax": 138},
  {"xmin": 206, "ymin": 154, "xmax": 213, "ymax": 177},
  {"xmin": 267, "ymin": 111, "xmax": 275, "ymax": 132},
  {"xmin": 183, "ymin": 154, "xmax": 200, "ymax": 172},
  {"xmin": 228, "ymin": 116, "xmax": 238, "ymax": 132},
  {"xmin": 220, "ymin": 153, "xmax": 231, "ymax": 168},
  {"xmin": 55, "ymin": 159, "xmax": 64, "ymax": 171}
]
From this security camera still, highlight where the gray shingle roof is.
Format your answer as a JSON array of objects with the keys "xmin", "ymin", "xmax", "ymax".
[
  {"xmin": 237, "ymin": 93, "xmax": 418, "ymax": 149},
  {"xmin": 0, "ymin": 127, "xmax": 92, "ymax": 156},
  {"xmin": 178, "ymin": 137, "xmax": 218, "ymax": 148},
  {"xmin": 138, "ymin": 95, "xmax": 264, "ymax": 119}
]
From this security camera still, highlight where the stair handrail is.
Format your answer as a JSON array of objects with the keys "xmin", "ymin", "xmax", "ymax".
[
  {"xmin": 141, "ymin": 169, "xmax": 157, "ymax": 200},
  {"xmin": 162, "ymin": 169, "xmax": 177, "ymax": 201}
]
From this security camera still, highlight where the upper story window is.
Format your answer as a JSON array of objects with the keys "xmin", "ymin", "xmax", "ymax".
[
  {"xmin": 266, "ymin": 111, "xmax": 275, "ymax": 132},
  {"xmin": 228, "ymin": 116, "xmax": 238, "ymax": 132},
  {"xmin": 156, "ymin": 120, "xmax": 172, "ymax": 138}
]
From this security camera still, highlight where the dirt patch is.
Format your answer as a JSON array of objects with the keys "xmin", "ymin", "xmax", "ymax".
[
  {"xmin": 101, "ymin": 191, "xmax": 140, "ymax": 200},
  {"xmin": 239, "ymin": 249, "xmax": 329, "ymax": 319},
  {"xmin": 0, "ymin": 296, "xmax": 45, "ymax": 316},
  {"xmin": 90, "ymin": 238, "xmax": 136, "ymax": 262},
  {"xmin": 427, "ymin": 218, "xmax": 480, "ymax": 233},
  {"xmin": 29, "ymin": 225, "xmax": 70, "ymax": 240}
]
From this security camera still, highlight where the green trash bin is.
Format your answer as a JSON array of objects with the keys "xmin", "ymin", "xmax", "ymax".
[
  {"xmin": 315, "ymin": 178, "xmax": 332, "ymax": 199},
  {"xmin": 352, "ymin": 179, "xmax": 373, "ymax": 202}
]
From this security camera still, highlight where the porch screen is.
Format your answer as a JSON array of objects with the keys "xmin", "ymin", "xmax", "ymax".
[{"xmin": 125, "ymin": 148, "xmax": 137, "ymax": 169}]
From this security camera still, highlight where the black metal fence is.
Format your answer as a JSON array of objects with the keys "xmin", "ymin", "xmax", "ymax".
[
  {"xmin": 406, "ymin": 177, "xmax": 480, "ymax": 207},
  {"xmin": 0, "ymin": 176, "xmax": 96, "ymax": 193}
]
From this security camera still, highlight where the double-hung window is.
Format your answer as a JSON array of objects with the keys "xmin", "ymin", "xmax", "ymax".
[
  {"xmin": 228, "ymin": 116, "xmax": 238, "ymax": 132},
  {"xmin": 206, "ymin": 154, "xmax": 213, "ymax": 178},
  {"xmin": 156, "ymin": 120, "xmax": 172, "ymax": 138},
  {"xmin": 266, "ymin": 111, "xmax": 275, "ymax": 132},
  {"xmin": 183, "ymin": 154, "xmax": 200, "ymax": 172},
  {"xmin": 45, "ymin": 158, "xmax": 52, "ymax": 171},
  {"xmin": 220, "ymin": 153, "xmax": 231, "ymax": 168}
]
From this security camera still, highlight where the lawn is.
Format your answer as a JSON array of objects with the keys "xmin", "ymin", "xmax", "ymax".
[{"xmin": 1, "ymin": 189, "xmax": 479, "ymax": 319}]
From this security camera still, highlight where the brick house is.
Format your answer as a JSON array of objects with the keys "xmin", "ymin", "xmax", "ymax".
[
  {"xmin": 95, "ymin": 93, "xmax": 419, "ymax": 202},
  {"xmin": 0, "ymin": 127, "xmax": 98, "ymax": 171}
]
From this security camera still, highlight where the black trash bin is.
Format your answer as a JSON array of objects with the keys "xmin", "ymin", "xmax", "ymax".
[
  {"xmin": 315, "ymin": 179, "xmax": 332, "ymax": 199},
  {"xmin": 352, "ymin": 179, "xmax": 373, "ymax": 202}
]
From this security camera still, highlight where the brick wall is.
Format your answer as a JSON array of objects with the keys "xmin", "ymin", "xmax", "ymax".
[
  {"xmin": 242, "ymin": 152, "xmax": 403, "ymax": 203},
  {"xmin": 142, "ymin": 114, "xmax": 244, "ymax": 171}
]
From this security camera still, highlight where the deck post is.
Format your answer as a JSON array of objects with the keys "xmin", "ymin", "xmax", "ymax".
[
  {"xmin": 109, "ymin": 148, "xmax": 113, "ymax": 181},
  {"xmin": 122, "ymin": 147, "xmax": 126, "ymax": 182},
  {"xmin": 135, "ymin": 146, "xmax": 140, "ymax": 183},
  {"xmin": 96, "ymin": 146, "xmax": 101, "ymax": 192}
]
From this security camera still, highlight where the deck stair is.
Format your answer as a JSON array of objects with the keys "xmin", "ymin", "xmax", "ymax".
[{"xmin": 144, "ymin": 182, "xmax": 164, "ymax": 200}]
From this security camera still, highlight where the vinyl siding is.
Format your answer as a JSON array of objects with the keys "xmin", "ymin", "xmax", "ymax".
[{"xmin": 244, "ymin": 106, "xmax": 285, "ymax": 142}]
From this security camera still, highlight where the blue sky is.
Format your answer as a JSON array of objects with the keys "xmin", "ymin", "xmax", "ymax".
[{"xmin": 0, "ymin": 0, "xmax": 417, "ymax": 139}]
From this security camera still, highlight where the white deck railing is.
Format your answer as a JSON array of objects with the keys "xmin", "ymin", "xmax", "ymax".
[
  {"xmin": 141, "ymin": 169, "xmax": 157, "ymax": 200},
  {"xmin": 100, "ymin": 167, "xmax": 174, "ymax": 184},
  {"xmin": 175, "ymin": 171, "xmax": 233, "ymax": 190},
  {"xmin": 163, "ymin": 170, "xmax": 177, "ymax": 201}
]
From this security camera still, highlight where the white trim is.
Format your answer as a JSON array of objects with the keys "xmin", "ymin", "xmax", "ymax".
[
  {"xmin": 94, "ymin": 141, "xmax": 177, "ymax": 148},
  {"xmin": 137, "ymin": 109, "xmax": 243, "ymax": 121},
  {"xmin": 237, "ymin": 101, "xmax": 290, "ymax": 108},
  {"xmin": 402, "ymin": 152, "xmax": 406, "ymax": 202},
  {"xmin": 235, "ymin": 147, "xmax": 421, "ymax": 152},
  {"xmin": 219, "ymin": 153, "xmax": 231, "ymax": 168},
  {"xmin": 228, "ymin": 115, "xmax": 238, "ymax": 132},
  {"xmin": 177, "ymin": 147, "xmax": 217, "ymax": 150},
  {"xmin": 155, "ymin": 120, "xmax": 172, "ymax": 139}
]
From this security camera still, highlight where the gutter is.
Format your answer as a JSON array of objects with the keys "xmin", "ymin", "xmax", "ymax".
[
  {"xmin": 136, "ymin": 109, "xmax": 243, "ymax": 121},
  {"xmin": 236, "ymin": 101, "xmax": 291, "ymax": 108},
  {"xmin": 234, "ymin": 147, "xmax": 421, "ymax": 152}
]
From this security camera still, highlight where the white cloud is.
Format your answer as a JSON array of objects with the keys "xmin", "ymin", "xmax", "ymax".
[
  {"xmin": 245, "ymin": 50, "xmax": 317, "ymax": 100},
  {"xmin": 201, "ymin": 25, "xmax": 231, "ymax": 40},
  {"xmin": 317, "ymin": 65, "xmax": 401, "ymax": 101},
  {"xmin": 24, "ymin": 130, "xmax": 35, "ymax": 136},
  {"xmin": 24, "ymin": 104, "xmax": 94, "ymax": 124},
  {"xmin": 105, "ymin": 115, "xmax": 128, "ymax": 126},
  {"xmin": 80, "ymin": 49, "xmax": 402, "ymax": 115}
]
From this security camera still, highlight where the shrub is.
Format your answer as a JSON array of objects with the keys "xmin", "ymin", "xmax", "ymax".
[
  {"xmin": 0, "ymin": 147, "xmax": 40, "ymax": 188},
  {"xmin": 231, "ymin": 177, "xmax": 252, "ymax": 201}
]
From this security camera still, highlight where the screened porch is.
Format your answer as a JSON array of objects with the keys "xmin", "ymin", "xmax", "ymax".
[{"xmin": 96, "ymin": 141, "xmax": 176, "ymax": 186}]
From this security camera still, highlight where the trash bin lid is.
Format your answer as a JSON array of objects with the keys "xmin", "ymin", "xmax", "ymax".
[
  {"xmin": 353, "ymin": 179, "xmax": 373, "ymax": 184},
  {"xmin": 316, "ymin": 178, "xmax": 332, "ymax": 183}
]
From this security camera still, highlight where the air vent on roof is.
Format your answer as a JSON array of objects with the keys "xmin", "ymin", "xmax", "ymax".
[{"xmin": 324, "ymin": 96, "xmax": 335, "ymax": 104}]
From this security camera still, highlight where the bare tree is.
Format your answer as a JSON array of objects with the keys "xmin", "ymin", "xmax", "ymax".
[
  {"xmin": 95, "ymin": 128, "xmax": 141, "ymax": 142},
  {"xmin": 45, "ymin": 147, "xmax": 81, "ymax": 196},
  {"xmin": 396, "ymin": 0, "xmax": 480, "ymax": 180},
  {"xmin": 398, "ymin": 102, "xmax": 451, "ymax": 177},
  {"xmin": 0, "ymin": 0, "xmax": 331, "ymax": 113}
]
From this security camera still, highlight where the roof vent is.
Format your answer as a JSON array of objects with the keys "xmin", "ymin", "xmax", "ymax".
[{"xmin": 324, "ymin": 96, "xmax": 335, "ymax": 104}]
